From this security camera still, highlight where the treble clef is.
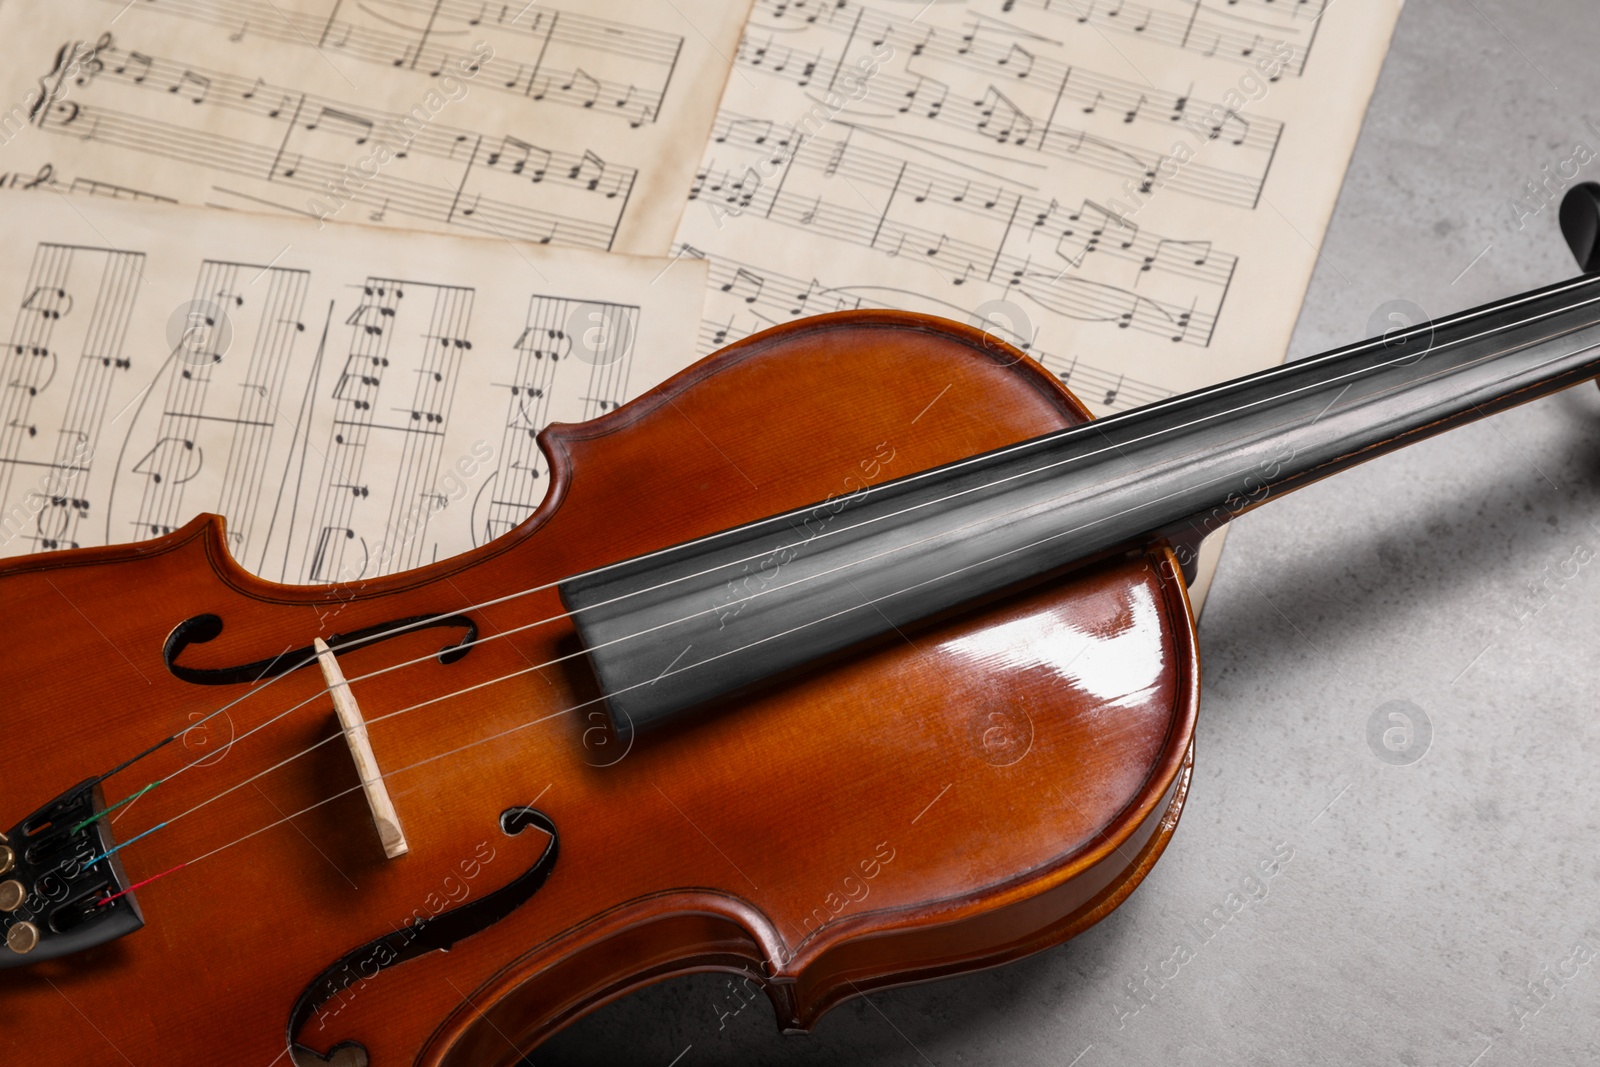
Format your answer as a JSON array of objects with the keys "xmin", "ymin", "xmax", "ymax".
[
  {"xmin": 21, "ymin": 163, "xmax": 54, "ymax": 191},
  {"xmin": 75, "ymin": 33, "xmax": 113, "ymax": 87},
  {"xmin": 0, "ymin": 163, "xmax": 54, "ymax": 191}
]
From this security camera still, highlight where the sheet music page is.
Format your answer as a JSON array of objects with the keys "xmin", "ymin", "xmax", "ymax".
[
  {"xmin": 671, "ymin": 0, "xmax": 1402, "ymax": 604},
  {"xmin": 0, "ymin": 0, "xmax": 753, "ymax": 254},
  {"xmin": 0, "ymin": 192, "xmax": 708, "ymax": 583}
]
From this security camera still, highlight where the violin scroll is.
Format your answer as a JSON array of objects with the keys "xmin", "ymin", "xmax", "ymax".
[{"xmin": 1560, "ymin": 182, "xmax": 1600, "ymax": 273}]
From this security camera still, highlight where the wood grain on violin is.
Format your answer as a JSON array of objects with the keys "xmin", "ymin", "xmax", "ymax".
[{"xmin": 0, "ymin": 314, "xmax": 1197, "ymax": 1064}]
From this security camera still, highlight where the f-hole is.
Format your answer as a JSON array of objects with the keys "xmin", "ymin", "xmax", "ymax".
[
  {"xmin": 164, "ymin": 612, "xmax": 479, "ymax": 686},
  {"xmin": 287, "ymin": 808, "xmax": 560, "ymax": 1064}
]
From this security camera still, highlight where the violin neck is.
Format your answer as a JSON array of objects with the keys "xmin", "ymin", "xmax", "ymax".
[
  {"xmin": 1120, "ymin": 270, "xmax": 1600, "ymax": 562},
  {"xmin": 562, "ymin": 274, "xmax": 1600, "ymax": 733}
]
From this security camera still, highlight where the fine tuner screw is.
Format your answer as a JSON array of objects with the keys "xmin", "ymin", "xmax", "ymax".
[
  {"xmin": 0, "ymin": 844, "xmax": 13, "ymax": 877},
  {"xmin": 6, "ymin": 921, "xmax": 39, "ymax": 955},
  {"xmin": 0, "ymin": 879, "xmax": 25, "ymax": 913}
]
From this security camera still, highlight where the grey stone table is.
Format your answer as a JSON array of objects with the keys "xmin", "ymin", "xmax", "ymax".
[{"xmin": 538, "ymin": 1, "xmax": 1600, "ymax": 1062}]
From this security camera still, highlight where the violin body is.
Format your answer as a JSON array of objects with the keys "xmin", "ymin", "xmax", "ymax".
[{"xmin": 0, "ymin": 313, "xmax": 1196, "ymax": 1064}]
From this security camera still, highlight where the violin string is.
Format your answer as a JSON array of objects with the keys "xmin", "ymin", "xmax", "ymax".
[
  {"xmin": 93, "ymin": 427, "xmax": 1243, "ymax": 874},
  {"xmin": 97, "ymin": 863, "xmax": 187, "ymax": 907},
  {"xmin": 110, "ymin": 271, "xmax": 1563, "ymax": 799},
  {"xmin": 88, "ymin": 575, "xmax": 594, "ymax": 789},
  {"xmin": 78, "ymin": 281, "xmax": 1600, "ymax": 866},
  {"xmin": 69, "ymin": 779, "xmax": 161, "ymax": 834},
  {"xmin": 106, "ymin": 270, "xmax": 1599, "ymax": 801},
  {"xmin": 103, "ymin": 341, "xmax": 1340, "ymax": 856},
  {"xmin": 86, "ymin": 311, "xmax": 1586, "ymax": 878},
  {"xmin": 100, "ymin": 472, "xmax": 1184, "ymax": 892},
  {"xmin": 86, "ymin": 284, "xmax": 1600, "ymax": 857},
  {"xmin": 109, "ymin": 353, "xmax": 1484, "ymax": 884},
  {"xmin": 99, "ymin": 696, "xmax": 590, "ymax": 901},
  {"xmin": 88, "ymin": 456, "xmax": 1130, "ymax": 868}
]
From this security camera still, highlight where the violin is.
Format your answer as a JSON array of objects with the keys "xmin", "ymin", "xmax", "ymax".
[{"xmin": 6, "ymin": 190, "xmax": 1600, "ymax": 1065}]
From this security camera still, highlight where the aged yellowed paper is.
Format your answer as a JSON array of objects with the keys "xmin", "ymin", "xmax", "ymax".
[
  {"xmin": 0, "ymin": 192, "xmax": 708, "ymax": 581},
  {"xmin": 0, "ymin": 0, "xmax": 753, "ymax": 254}
]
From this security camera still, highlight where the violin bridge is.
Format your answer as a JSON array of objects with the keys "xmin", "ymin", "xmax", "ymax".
[{"xmin": 314, "ymin": 638, "xmax": 409, "ymax": 859}]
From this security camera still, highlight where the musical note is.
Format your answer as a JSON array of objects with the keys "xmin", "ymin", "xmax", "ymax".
[
  {"xmin": 169, "ymin": 70, "xmax": 210, "ymax": 104},
  {"xmin": 717, "ymin": 117, "xmax": 776, "ymax": 146},
  {"xmin": 790, "ymin": 278, "xmax": 823, "ymax": 315},
  {"xmin": 997, "ymin": 43, "xmax": 1035, "ymax": 79},
  {"xmin": 721, "ymin": 267, "xmax": 765, "ymax": 303},
  {"xmin": 899, "ymin": 74, "xmax": 950, "ymax": 119},
  {"xmin": 1208, "ymin": 109, "xmax": 1251, "ymax": 145},
  {"xmin": 22, "ymin": 287, "xmax": 72, "ymax": 321},
  {"xmin": 568, "ymin": 149, "xmax": 608, "ymax": 193},
  {"xmin": 1064, "ymin": 199, "xmax": 1141, "ymax": 259},
  {"xmin": 487, "ymin": 135, "xmax": 552, "ymax": 182},
  {"xmin": 822, "ymin": 133, "xmax": 849, "ymax": 177},
  {"xmin": 974, "ymin": 88, "xmax": 1035, "ymax": 146},
  {"xmin": 305, "ymin": 107, "xmax": 375, "ymax": 145},
  {"xmin": 241, "ymin": 78, "xmax": 294, "ymax": 120},
  {"xmin": 562, "ymin": 68, "xmax": 601, "ymax": 108},
  {"xmin": 1144, "ymin": 238, "xmax": 1213, "ymax": 272},
  {"xmin": 345, "ymin": 303, "xmax": 393, "ymax": 338},
  {"xmin": 114, "ymin": 51, "xmax": 152, "ymax": 84}
]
